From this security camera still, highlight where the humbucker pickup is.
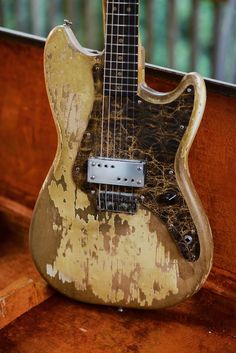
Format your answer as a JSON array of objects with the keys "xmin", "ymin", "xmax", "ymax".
[{"xmin": 87, "ymin": 157, "xmax": 146, "ymax": 187}]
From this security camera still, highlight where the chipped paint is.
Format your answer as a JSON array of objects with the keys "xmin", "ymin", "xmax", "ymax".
[{"xmin": 30, "ymin": 24, "xmax": 213, "ymax": 309}]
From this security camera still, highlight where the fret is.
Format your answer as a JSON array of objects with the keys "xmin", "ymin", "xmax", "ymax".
[
  {"xmin": 107, "ymin": 13, "xmax": 138, "ymax": 16},
  {"xmin": 104, "ymin": 74, "xmax": 138, "ymax": 79},
  {"xmin": 106, "ymin": 35, "xmax": 138, "ymax": 46},
  {"xmin": 104, "ymin": 0, "xmax": 139, "ymax": 96},
  {"xmin": 104, "ymin": 77, "xmax": 138, "ymax": 85},
  {"xmin": 107, "ymin": 34, "xmax": 138, "ymax": 37},
  {"xmin": 105, "ymin": 69, "xmax": 138, "ymax": 73},
  {"xmin": 107, "ymin": 23, "xmax": 138, "ymax": 27},
  {"xmin": 106, "ymin": 45, "xmax": 138, "ymax": 55},
  {"xmin": 106, "ymin": 43, "xmax": 138, "ymax": 47},
  {"xmin": 105, "ymin": 53, "xmax": 138, "ymax": 60},
  {"xmin": 106, "ymin": 15, "xmax": 138, "ymax": 26},
  {"xmin": 106, "ymin": 25, "xmax": 138, "ymax": 36},
  {"xmin": 109, "ymin": 1, "xmax": 139, "ymax": 4},
  {"xmin": 105, "ymin": 61, "xmax": 138, "ymax": 71},
  {"xmin": 105, "ymin": 83, "xmax": 138, "ymax": 88},
  {"xmin": 104, "ymin": 88, "xmax": 138, "ymax": 95}
]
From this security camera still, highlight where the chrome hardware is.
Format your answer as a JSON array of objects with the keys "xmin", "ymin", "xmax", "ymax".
[
  {"xmin": 87, "ymin": 157, "xmax": 146, "ymax": 187},
  {"xmin": 64, "ymin": 19, "xmax": 73, "ymax": 26},
  {"xmin": 97, "ymin": 191, "xmax": 138, "ymax": 214},
  {"xmin": 184, "ymin": 235, "xmax": 193, "ymax": 244}
]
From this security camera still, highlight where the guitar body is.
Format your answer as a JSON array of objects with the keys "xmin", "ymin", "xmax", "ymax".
[{"xmin": 30, "ymin": 23, "xmax": 213, "ymax": 309}]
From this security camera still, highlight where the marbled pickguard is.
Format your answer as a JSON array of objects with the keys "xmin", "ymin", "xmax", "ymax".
[{"xmin": 73, "ymin": 65, "xmax": 199, "ymax": 262}]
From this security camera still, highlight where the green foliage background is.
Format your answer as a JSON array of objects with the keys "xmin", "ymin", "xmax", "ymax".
[{"xmin": 1, "ymin": 0, "xmax": 236, "ymax": 83}]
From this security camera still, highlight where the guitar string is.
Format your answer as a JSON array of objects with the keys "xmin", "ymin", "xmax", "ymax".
[
  {"xmin": 131, "ymin": 1, "xmax": 138, "ymax": 203},
  {"xmin": 112, "ymin": 0, "xmax": 120, "ymax": 211},
  {"xmin": 126, "ymin": 1, "xmax": 137, "ymax": 204},
  {"xmin": 105, "ymin": 0, "xmax": 116, "ymax": 210},
  {"xmin": 99, "ymin": 0, "xmax": 110, "ymax": 210}
]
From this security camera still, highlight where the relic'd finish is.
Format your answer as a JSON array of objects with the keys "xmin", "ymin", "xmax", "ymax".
[{"xmin": 30, "ymin": 0, "xmax": 213, "ymax": 309}]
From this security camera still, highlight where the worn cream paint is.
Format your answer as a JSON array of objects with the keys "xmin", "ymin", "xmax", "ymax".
[
  {"xmin": 30, "ymin": 20, "xmax": 213, "ymax": 309},
  {"xmin": 47, "ymin": 180, "xmax": 179, "ymax": 305}
]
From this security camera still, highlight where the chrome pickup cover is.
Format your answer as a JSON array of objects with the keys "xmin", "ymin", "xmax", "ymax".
[{"xmin": 87, "ymin": 157, "xmax": 145, "ymax": 187}]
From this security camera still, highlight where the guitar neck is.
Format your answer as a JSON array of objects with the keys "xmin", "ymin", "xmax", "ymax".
[{"xmin": 104, "ymin": 0, "xmax": 140, "ymax": 95}]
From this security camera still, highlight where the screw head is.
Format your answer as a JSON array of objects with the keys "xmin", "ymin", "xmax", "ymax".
[
  {"xmin": 91, "ymin": 176, "xmax": 95, "ymax": 180},
  {"xmin": 169, "ymin": 170, "xmax": 174, "ymax": 175}
]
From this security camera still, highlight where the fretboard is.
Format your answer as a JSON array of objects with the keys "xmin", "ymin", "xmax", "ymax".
[{"xmin": 104, "ymin": 0, "xmax": 139, "ymax": 95}]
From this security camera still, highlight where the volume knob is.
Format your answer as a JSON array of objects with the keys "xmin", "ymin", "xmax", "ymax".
[{"xmin": 158, "ymin": 190, "xmax": 178, "ymax": 205}]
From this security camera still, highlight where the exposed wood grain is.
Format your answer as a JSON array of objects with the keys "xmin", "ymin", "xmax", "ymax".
[{"xmin": 0, "ymin": 277, "xmax": 53, "ymax": 329}]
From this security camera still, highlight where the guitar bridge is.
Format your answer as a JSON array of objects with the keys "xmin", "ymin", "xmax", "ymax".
[{"xmin": 97, "ymin": 191, "xmax": 138, "ymax": 214}]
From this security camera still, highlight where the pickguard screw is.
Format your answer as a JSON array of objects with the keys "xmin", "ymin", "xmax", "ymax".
[
  {"xmin": 187, "ymin": 87, "xmax": 192, "ymax": 93},
  {"xmin": 137, "ymin": 166, "xmax": 143, "ymax": 171},
  {"xmin": 91, "ymin": 190, "xmax": 96, "ymax": 195},
  {"xmin": 180, "ymin": 125, "xmax": 185, "ymax": 130},
  {"xmin": 138, "ymin": 100, "xmax": 142, "ymax": 105},
  {"xmin": 140, "ymin": 195, "xmax": 145, "ymax": 201},
  {"xmin": 191, "ymin": 229, "xmax": 196, "ymax": 234},
  {"xmin": 75, "ymin": 167, "xmax": 80, "ymax": 172},
  {"xmin": 91, "ymin": 176, "xmax": 95, "ymax": 180},
  {"xmin": 137, "ymin": 180, "xmax": 142, "ymax": 185},
  {"xmin": 169, "ymin": 170, "xmax": 174, "ymax": 175},
  {"xmin": 118, "ymin": 307, "xmax": 124, "ymax": 313},
  {"xmin": 91, "ymin": 162, "xmax": 96, "ymax": 167},
  {"xmin": 86, "ymin": 132, "xmax": 91, "ymax": 137}
]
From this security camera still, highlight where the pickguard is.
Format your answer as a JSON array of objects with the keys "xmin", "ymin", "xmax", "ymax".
[{"xmin": 72, "ymin": 66, "xmax": 200, "ymax": 262}]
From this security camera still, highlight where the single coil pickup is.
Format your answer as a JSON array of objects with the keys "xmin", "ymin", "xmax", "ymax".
[{"xmin": 97, "ymin": 191, "xmax": 138, "ymax": 214}]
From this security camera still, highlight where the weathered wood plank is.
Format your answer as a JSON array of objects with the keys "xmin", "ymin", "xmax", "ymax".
[{"xmin": 0, "ymin": 277, "xmax": 53, "ymax": 329}]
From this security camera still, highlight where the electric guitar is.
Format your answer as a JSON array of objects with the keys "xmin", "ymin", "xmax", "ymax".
[{"xmin": 30, "ymin": 0, "xmax": 213, "ymax": 309}]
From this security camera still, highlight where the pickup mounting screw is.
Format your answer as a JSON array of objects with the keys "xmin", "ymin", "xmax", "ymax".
[
  {"xmin": 91, "ymin": 176, "xmax": 95, "ymax": 180},
  {"xmin": 137, "ymin": 180, "xmax": 142, "ymax": 185}
]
